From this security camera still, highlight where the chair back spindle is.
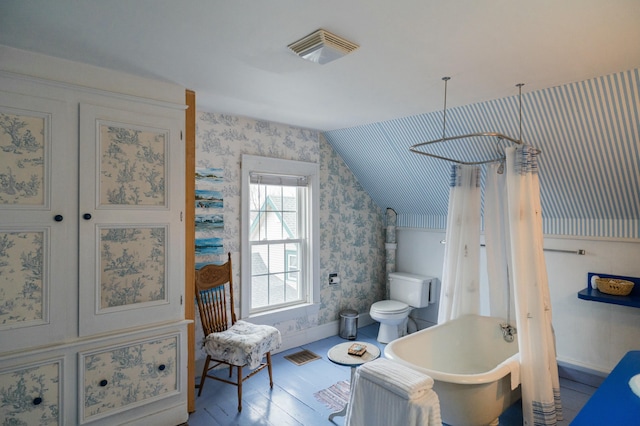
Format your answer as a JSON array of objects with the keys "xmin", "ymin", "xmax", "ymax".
[{"xmin": 195, "ymin": 253, "xmax": 236, "ymax": 336}]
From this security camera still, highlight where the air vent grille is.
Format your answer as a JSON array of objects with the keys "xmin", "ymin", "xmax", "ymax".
[{"xmin": 288, "ymin": 29, "xmax": 358, "ymax": 64}]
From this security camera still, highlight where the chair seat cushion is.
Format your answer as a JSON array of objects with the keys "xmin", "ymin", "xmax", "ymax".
[{"xmin": 204, "ymin": 320, "xmax": 282, "ymax": 369}]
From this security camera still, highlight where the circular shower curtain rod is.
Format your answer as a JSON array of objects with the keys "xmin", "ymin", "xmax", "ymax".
[{"xmin": 409, "ymin": 78, "xmax": 539, "ymax": 165}]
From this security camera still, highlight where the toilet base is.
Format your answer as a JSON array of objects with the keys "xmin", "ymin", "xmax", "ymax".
[{"xmin": 376, "ymin": 319, "xmax": 407, "ymax": 344}]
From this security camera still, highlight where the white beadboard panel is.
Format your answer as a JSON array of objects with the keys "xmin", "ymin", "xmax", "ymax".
[{"xmin": 324, "ymin": 69, "xmax": 640, "ymax": 239}]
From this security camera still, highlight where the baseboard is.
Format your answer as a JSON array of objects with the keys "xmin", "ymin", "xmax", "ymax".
[
  {"xmin": 122, "ymin": 400, "xmax": 188, "ymax": 426},
  {"xmin": 277, "ymin": 313, "xmax": 374, "ymax": 353},
  {"xmin": 557, "ymin": 359, "xmax": 608, "ymax": 388},
  {"xmin": 276, "ymin": 321, "xmax": 339, "ymax": 353}
]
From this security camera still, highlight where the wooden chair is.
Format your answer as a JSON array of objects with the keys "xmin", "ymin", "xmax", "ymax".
[{"xmin": 195, "ymin": 253, "xmax": 281, "ymax": 412}]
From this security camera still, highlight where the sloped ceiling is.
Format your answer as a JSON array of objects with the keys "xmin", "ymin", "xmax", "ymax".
[{"xmin": 325, "ymin": 70, "xmax": 640, "ymax": 238}]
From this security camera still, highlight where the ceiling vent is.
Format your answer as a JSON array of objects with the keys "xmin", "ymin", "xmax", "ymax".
[{"xmin": 288, "ymin": 29, "xmax": 359, "ymax": 64}]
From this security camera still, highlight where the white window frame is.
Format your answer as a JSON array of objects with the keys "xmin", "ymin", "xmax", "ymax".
[{"xmin": 240, "ymin": 155, "xmax": 320, "ymax": 324}]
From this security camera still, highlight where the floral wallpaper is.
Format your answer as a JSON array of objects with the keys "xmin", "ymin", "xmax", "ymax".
[
  {"xmin": 82, "ymin": 335, "xmax": 177, "ymax": 420},
  {"xmin": 98, "ymin": 123, "xmax": 166, "ymax": 207},
  {"xmin": 0, "ymin": 359, "xmax": 60, "ymax": 425},
  {"xmin": 0, "ymin": 111, "xmax": 46, "ymax": 207},
  {"xmin": 0, "ymin": 231, "xmax": 44, "ymax": 327},
  {"xmin": 0, "ymin": 110, "xmax": 48, "ymax": 329},
  {"xmin": 194, "ymin": 112, "xmax": 385, "ymax": 361},
  {"xmin": 99, "ymin": 227, "xmax": 166, "ymax": 309}
]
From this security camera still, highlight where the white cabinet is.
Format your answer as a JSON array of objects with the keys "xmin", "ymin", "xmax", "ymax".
[{"xmin": 0, "ymin": 59, "xmax": 187, "ymax": 425}]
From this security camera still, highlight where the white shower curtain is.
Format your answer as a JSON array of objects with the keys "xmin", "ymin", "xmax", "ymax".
[
  {"xmin": 486, "ymin": 146, "xmax": 562, "ymax": 426},
  {"xmin": 484, "ymin": 163, "xmax": 512, "ymax": 320},
  {"xmin": 437, "ymin": 165, "xmax": 482, "ymax": 323}
]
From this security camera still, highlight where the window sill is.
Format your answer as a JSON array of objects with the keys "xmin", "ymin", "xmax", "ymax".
[{"xmin": 243, "ymin": 302, "xmax": 320, "ymax": 326}]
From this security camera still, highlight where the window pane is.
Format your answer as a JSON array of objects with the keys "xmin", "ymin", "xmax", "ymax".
[
  {"xmin": 282, "ymin": 212, "xmax": 297, "ymax": 239},
  {"xmin": 265, "ymin": 185, "xmax": 282, "ymax": 211},
  {"xmin": 282, "ymin": 188, "xmax": 297, "ymax": 237},
  {"xmin": 282, "ymin": 185, "xmax": 297, "ymax": 201},
  {"xmin": 251, "ymin": 274, "xmax": 269, "ymax": 309},
  {"xmin": 285, "ymin": 243, "xmax": 299, "ymax": 272},
  {"xmin": 285, "ymin": 271, "xmax": 300, "ymax": 302},
  {"xmin": 249, "ymin": 211, "xmax": 259, "ymax": 241},
  {"xmin": 250, "ymin": 184, "xmax": 264, "ymax": 210},
  {"xmin": 269, "ymin": 273, "xmax": 285, "ymax": 305},
  {"xmin": 251, "ymin": 245, "xmax": 269, "ymax": 275},
  {"xmin": 268, "ymin": 243, "xmax": 285, "ymax": 273},
  {"xmin": 265, "ymin": 211, "xmax": 283, "ymax": 240}
]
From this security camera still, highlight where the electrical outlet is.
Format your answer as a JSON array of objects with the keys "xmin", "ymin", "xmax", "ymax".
[{"xmin": 329, "ymin": 273, "xmax": 339, "ymax": 285}]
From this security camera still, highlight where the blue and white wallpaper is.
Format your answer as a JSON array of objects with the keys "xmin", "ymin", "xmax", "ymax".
[
  {"xmin": 195, "ymin": 113, "xmax": 386, "ymax": 359},
  {"xmin": 0, "ymin": 231, "xmax": 44, "ymax": 327},
  {"xmin": 99, "ymin": 227, "xmax": 166, "ymax": 309}
]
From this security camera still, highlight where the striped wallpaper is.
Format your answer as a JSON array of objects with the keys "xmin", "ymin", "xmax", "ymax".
[{"xmin": 323, "ymin": 69, "xmax": 640, "ymax": 239}]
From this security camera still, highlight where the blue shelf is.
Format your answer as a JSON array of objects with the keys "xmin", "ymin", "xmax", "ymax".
[{"xmin": 578, "ymin": 272, "xmax": 640, "ymax": 308}]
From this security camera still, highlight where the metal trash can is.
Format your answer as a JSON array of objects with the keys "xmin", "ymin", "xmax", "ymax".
[{"xmin": 339, "ymin": 309, "xmax": 359, "ymax": 340}]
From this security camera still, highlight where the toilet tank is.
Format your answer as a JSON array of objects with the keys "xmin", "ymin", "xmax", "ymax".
[{"xmin": 389, "ymin": 272, "xmax": 435, "ymax": 308}]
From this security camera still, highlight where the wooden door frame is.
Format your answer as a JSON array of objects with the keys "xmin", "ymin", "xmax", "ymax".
[{"xmin": 185, "ymin": 90, "xmax": 196, "ymax": 412}]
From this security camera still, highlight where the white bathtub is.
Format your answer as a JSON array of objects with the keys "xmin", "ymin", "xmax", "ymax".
[{"xmin": 385, "ymin": 314, "xmax": 521, "ymax": 426}]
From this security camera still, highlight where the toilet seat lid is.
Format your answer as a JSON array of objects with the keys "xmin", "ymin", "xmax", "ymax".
[{"xmin": 371, "ymin": 300, "xmax": 409, "ymax": 313}]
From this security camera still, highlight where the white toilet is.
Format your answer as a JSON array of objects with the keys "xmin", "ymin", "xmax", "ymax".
[{"xmin": 370, "ymin": 272, "xmax": 434, "ymax": 343}]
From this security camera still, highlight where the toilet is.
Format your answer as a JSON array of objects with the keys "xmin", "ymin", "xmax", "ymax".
[{"xmin": 370, "ymin": 272, "xmax": 434, "ymax": 343}]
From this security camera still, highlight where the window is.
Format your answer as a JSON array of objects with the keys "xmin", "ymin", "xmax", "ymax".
[{"xmin": 241, "ymin": 155, "xmax": 319, "ymax": 321}]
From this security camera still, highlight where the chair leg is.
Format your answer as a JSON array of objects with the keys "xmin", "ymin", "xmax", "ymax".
[
  {"xmin": 266, "ymin": 352, "xmax": 274, "ymax": 388},
  {"xmin": 197, "ymin": 355, "xmax": 211, "ymax": 397},
  {"xmin": 237, "ymin": 365, "xmax": 243, "ymax": 412}
]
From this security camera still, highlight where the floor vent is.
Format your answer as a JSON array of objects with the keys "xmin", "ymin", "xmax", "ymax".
[{"xmin": 284, "ymin": 349, "xmax": 321, "ymax": 366}]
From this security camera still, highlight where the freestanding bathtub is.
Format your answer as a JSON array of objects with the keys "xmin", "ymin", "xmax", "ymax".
[{"xmin": 385, "ymin": 314, "xmax": 521, "ymax": 426}]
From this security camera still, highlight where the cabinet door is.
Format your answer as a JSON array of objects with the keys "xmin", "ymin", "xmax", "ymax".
[
  {"xmin": 0, "ymin": 358, "xmax": 63, "ymax": 425},
  {"xmin": 0, "ymin": 91, "xmax": 76, "ymax": 352},
  {"xmin": 79, "ymin": 334, "xmax": 180, "ymax": 423},
  {"xmin": 78, "ymin": 103, "xmax": 184, "ymax": 336}
]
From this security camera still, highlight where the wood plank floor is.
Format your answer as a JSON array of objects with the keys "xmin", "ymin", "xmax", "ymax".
[{"xmin": 187, "ymin": 324, "xmax": 596, "ymax": 425}]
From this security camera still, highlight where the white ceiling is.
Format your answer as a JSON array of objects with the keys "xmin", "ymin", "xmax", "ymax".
[{"xmin": 1, "ymin": 0, "xmax": 640, "ymax": 131}]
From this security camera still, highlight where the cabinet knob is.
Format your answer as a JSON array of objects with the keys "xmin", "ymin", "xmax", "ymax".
[
  {"xmin": 33, "ymin": 397, "xmax": 43, "ymax": 405},
  {"xmin": 54, "ymin": 214, "xmax": 64, "ymax": 222},
  {"xmin": 83, "ymin": 213, "xmax": 92, "ymax": 220},
  {"xmin": 99, "ymin": 379, "xmax": 108, "ymax": 387},
  {"xmin": 158, "ymin": 364, "xmax": 166, "ymax": 371}
]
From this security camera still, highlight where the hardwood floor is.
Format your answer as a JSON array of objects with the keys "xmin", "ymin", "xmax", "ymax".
[{"xmin": 188, "ymin": 324, "xmax": 596, "ymax": 425}]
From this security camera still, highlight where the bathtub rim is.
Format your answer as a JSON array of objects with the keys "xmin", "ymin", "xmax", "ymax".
[{"xmin": 384, "ymin": 314, "xmax": 520, "ymax": 385}]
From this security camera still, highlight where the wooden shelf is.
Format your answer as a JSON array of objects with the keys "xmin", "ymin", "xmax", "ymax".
[{"xmin": 578, "ymin": 272, "xmax": 640, "ymax": 308}]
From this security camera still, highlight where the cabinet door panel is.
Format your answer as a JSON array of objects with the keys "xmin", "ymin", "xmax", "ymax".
[
  {"xmin": 98, "ymin": 225, "xmax": 167, "ymax": 309},
  {"xmin": 0, "ymin": 91, "xmax": 76, "ymax": 351},
  {"xmin": 0, "ymin": 358, "xmax": 63, "ymax": 425},
  {"xmin": 97, "ymin": 121, "xmax": 167, "ymax": 207},
  {"xmin": 0, "ymin": 229, "xmax": 47, "ymax": 326},
  {"xmin": 79, "ymin": 334, "xmax": 179, "ymax": 423},
  {"xmin": 79, "ymin": 104, "xmax": 184, "ymax": 336}
]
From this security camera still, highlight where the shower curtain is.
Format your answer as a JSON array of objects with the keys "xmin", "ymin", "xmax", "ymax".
[
  {"xmin": 439, "ymin": 146, "xmax": 562, "ymax": 425},
  {"xmin": 485, "ymin": 146, "xmax": 562, "ymax": 426},
  {"xmin": 484, "ymin": 163, "xmax": 512, "ymax": 321},
  {"xmin": 437, "ymin": 165, "xmax": 481, "ymax": 323}
]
